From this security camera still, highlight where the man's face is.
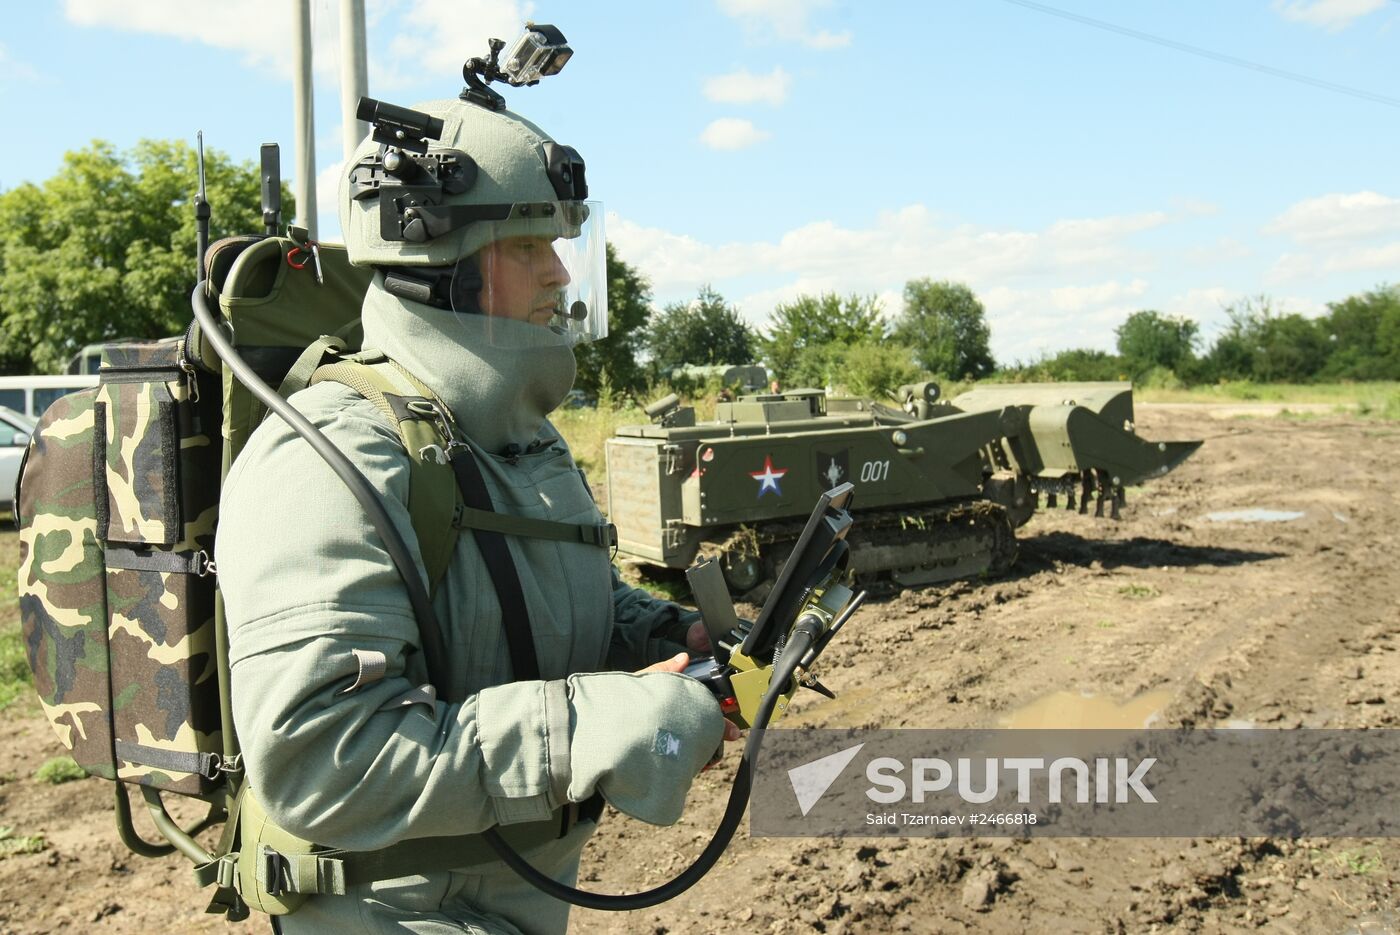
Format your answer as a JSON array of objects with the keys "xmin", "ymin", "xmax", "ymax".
[{"xmin": 476, "ymin": 236, "xmax": 572, "ymax": 327}]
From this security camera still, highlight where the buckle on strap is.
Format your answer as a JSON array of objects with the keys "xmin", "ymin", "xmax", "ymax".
[
  {"xmin": 259, "ymin": 846, "xmax": 347, "ymax": 897},
  {"xmin": 194, "ymin": 853, "xmax": 239, "ymax": 890},
  {"xmin": 558, "ymin": 792, "xmax": 607, "ymax": 838},
  {"xmin": 583, "ymin": 523, "xmax": 617, "ymax": 548},
  {"xmin": 404, "ymin": 397, "xmax": 462, "ymax": 446}
]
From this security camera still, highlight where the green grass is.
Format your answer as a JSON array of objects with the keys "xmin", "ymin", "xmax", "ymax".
[
  {"xmin": 0, "ymin": 528, "xmax": 29, "ymax": 713},
  {"xmin": 1310, "ymin": 846, "xmax": 1387, "ymax": 876},
  {"xmin": 551, "ymin": 402, "xmax": 649, "ymax": 482},
  {"xmin": 1118, "ymin": 583, "xmax": 1160, "ymax": 600},
  {"xmin": 1137, "ymin": 380, "xmax": 1400, "ymax": 411},
  {"xmin": 0, "ymin": 627, "xmax": 29, "ymax": 712},
  {"xmin": 34, "ymin": 755, "xmax": 85, "ymax": 785},
  {"xmin": 0, "ymin": 826, "xmax": 47, "ymax": 859}
]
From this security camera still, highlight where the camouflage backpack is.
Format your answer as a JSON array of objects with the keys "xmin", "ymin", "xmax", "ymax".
[{"xmin": 13, "ymin": 234, "xmax": 471, "ymax": 917}]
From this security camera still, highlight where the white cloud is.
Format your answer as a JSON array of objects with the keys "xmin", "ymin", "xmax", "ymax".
[
  {"xmin": 1322, "ymin": 241, "xmax": 1400, "ymax": 273},
  {"xmin": 1272, "ymin": 0, "xmax": 1386, "ymax": 31},
  {"xmin": 1283, "ymin": 295, "xmax": 1331, "ymax": 319},
  {"xmin": 1047, "ymin": 279, "xmax": 1150, "ymax": 313},
  {"xmin": 700, "ymin": 118, "xmax": 771, "ymax": 150},
  {"xmin": 608, "ymin": 203, "xmax": 1203, "ymax": 362},
  {"xmin": 609, "ymin": 204, "xmax": 1177, "ymax": 300},
  {"xmin": 63, "ymin": 0, "xmax": 342, "ymax": 77},
  {"xmin": 1184, "ymin": 237, "xmax": 1252, "ymax": 265},
  {"xmin": 314, "ymin": 159, "xmax": 346, "ymax": 245},
  {"xmin": 1173, "ymin": 197, "xmax": 1221, "ymax": 218},
  {"xmin": 1264, "ymin": 191, "xmax": 1400, "ymax": 243},
  {"xmin": 63, "ymin": 0, "xmax": 531, "ymax": 90},
  {"xmin": 981, "ymin": 286, "xmax": 1139, "ymax": 362},
  {"xmin": 1261, "ymin": 192, "xmax": 1400, "ymax": 286},
  {"xmin": 703, "ymin": 67, "xmax": 792, "ymax": 105},
  {"xmin": 804, "ymin": 29, "xmax": 852, "ymax": 50},
  {"xmin": 0, "ymin": 41, "xmax": 41, "ymax": 82},
  {"xmin": 387, "ymin": 0, "xmax": 533, "ymax": 82},
  {"xmin": 1046, "ymin": 212, "xmax": 1169, "ymax": 242},
  {"xmin": 717, "ymin": 0, "xmax": 852, "ymax": 49},
  {"xmin": 1169, "ymin": 287, "xmax": 1238, "ymax": 322},
  {"xmin": 1265, "ymin": 252, "xmax": 1318, "ymax": 283},
  {"xmin": 735, "ymin": 279, "xmax": 845, "ymax": 327}
]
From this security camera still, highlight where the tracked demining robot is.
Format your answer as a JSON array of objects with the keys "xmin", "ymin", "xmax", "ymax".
[{"xmin": 605, "ymin": 381, "xmax": 1201, "ymax": 595}]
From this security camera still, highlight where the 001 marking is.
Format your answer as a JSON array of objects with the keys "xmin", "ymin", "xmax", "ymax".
[{"xmin": 859, "ymin": 459, "xmax": 890, "ymax": 483}]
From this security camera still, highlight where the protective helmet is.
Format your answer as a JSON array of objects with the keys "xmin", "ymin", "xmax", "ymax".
[{"xmin": 339, "ymin": 97, "xmax": 606, "ymax": 344}]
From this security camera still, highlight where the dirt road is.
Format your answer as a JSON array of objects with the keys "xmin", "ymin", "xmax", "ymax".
[{"xmin": 1, "ymin": 407, "xmax": 1396, "ymax": 934}]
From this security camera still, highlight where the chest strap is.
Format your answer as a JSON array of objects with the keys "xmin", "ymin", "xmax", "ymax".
[
  {"xmin": 453, "ymin": 504, "xmax": 617, "ymax": 547},
  {"xmin": 446, "ymin": 442, "xmax": 540, "ymax": 681}
]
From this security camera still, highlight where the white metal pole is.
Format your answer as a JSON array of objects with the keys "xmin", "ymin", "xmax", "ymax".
[
  {"xmin": 340, "ymin": 0, "xmax": 369, "ymax": 163},
  {"xmin": 293, "ymin": 0, "xmax": 318, "ymax": 238}
]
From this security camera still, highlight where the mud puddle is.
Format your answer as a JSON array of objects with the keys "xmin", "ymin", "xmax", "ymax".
[
  {"xmin": 1205, "ymin": 508, "xmax": 1306, "ymax": 523},
  {"xmin": 1001, "ymin": 689, "xmax": 1174, "ymax": 729}
]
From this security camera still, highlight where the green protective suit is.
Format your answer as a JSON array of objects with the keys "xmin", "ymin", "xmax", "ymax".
[{"xmin": 217, "ymin": 281, "xmax": 726, "ymax": 934}]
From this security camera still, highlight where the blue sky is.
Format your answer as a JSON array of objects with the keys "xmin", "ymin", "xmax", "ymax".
[{"xmin": 2, "ymin": 0, "xmax": 1397, "ymax": 364}]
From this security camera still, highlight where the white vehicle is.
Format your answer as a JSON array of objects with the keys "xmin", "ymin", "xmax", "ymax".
[
  {"xmin": 0, "ymin": 374, "xmax": 99, "ymax": 419},
  {"xmin": 1, "ymin": 405, "xmax": 37, "ymax": 517}
]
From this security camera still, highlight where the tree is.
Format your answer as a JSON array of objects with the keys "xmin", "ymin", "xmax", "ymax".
[
  {"xmin": 0, "ymin": 139, "xmax": 286, "ymax": 374},
  {"xmin": 840, "ymin": 342, "xmax": 922, "ymax": 399},
  {"xmin": 645, "ymin": 285, "xmax": 755, "ymax": 371},
  {"xmin": 760, "ymin": 292, "xmax": 885, "ymax": 385},
  {"xmin": 1114, "ymin": 310, "xmax": 1199, "ymax": 378},
  {"xmin": 1201, "ymin": 296, "xmax": 1328, "ymax": 383},
  {"xmin": 893, "ymin": 279, "xmax": 995, "ymax": 379},
  {"xmin": 1317, "ymin": 284, "xmax": 1400, "ymax": 380},
  {"xmin": 573, "ymin": 243, "xmax": 651, "ymax": 399},
  {"xmin": 785, "ymin": 343, "xmax": 844, "ymax": 390}
]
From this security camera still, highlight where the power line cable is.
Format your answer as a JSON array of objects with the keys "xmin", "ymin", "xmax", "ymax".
[{"xmin": 996, "ymin": 0, "xmax": 1400, "ymax": 110}]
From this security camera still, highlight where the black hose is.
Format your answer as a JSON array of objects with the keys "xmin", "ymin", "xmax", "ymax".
[
  {"xmin": 195, "ymin": 278, "xmax": 816, "ymax": 909},
  {"xmin": 189, "ymin": 283, "xmax": 452, "ymax": 693},
  {"xmin": 481, "ymin": 628, "xmax": 818, "ymax": 910}
]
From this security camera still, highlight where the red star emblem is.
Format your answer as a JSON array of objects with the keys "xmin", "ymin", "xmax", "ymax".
[{"xmin": 749, "ymin": 455, "xmax": 788, "ymax": 498}]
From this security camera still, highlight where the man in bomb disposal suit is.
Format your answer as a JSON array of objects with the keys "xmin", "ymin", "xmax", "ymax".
[{"xmin": 217, "ymin": 91, "xmax": 737, "ymax": 933}]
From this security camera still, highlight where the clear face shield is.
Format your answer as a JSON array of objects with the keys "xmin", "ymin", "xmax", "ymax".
[{"xmin": 449, "ymin": 200, "xmax": 607, "ymax": 349}]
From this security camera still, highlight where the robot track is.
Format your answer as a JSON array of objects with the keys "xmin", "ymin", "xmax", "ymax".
[{"xmin": 701, "ymin": 500, "xmax": 1018, "ymax": 598}]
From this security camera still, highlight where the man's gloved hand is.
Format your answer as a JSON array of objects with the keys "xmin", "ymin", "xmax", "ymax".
[
  {"xmin": 678, "ymin": 610, "xmax": 756, "ymax": 659},
  {"xmin": 565, "ymin": 663, "xmax": 727, "ymax": 825}
]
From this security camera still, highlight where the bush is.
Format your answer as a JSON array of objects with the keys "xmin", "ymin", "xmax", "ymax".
[
  {"xmin": 1201, "ymin": 298, "xmax": 1328, "ymax": 384},
  {"xmin": 992, "ymin": 348, "xmax": 1124, "ymax": 383},
  {"xmin": 784, "ymin": 343, "xmax": 844, "ymax": 389},
  {"xmin": 836, "ymin": 343, "xmax": 923, "ymax": 400},
  {"xmin": 34, "ymin": 756, "xmax": 86, "ymax": 785},
  {"xmin": 1137, "ymin": 365, "xmax": 1185, "ymax": 391},
  {"xmin": 0, "ymin": 826, "xmax": 47, "ymax": 858}
]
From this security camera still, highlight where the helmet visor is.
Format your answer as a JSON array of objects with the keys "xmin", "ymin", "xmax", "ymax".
[{"xmin": 450, "ymin": 200, "xmax": 607, "ymax": 348}]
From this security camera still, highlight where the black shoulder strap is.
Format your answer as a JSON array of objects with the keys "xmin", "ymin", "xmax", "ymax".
[{"xmin": 446, "ymin": 444, "xmax": 541, "ymax": 681}]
